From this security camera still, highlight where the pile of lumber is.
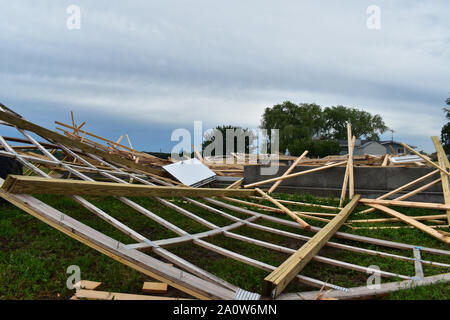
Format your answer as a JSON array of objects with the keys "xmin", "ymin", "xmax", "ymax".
[
  {"xmin": 55, "ymin": 111, "xmax": 171, "ymax": 167},
  {"xmin": 71, "ymin": 277, "xmax": 189, "ymax": 300}
]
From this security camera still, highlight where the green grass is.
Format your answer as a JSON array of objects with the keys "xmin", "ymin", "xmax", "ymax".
[{"xmin": 0, "ymin": 191, "xmax": 449, "ymax": 300}]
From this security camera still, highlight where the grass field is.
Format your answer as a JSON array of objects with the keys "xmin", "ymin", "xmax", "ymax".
[{"xmin": 0, "ymin": 191, "xmax": 449, "ymax": 300}]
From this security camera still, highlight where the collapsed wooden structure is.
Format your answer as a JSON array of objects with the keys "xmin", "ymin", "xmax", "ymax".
[{"xmin": 0, "ymin": 105, "xmax": 449, "ymax": 300}]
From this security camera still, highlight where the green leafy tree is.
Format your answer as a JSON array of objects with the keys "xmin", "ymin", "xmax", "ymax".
[
  {"xmin": 260, "ymin": 102, "xmax": 324, "ymax": 153},
  {"xmin": 260, "ymin": 101, "xmax": 388, "ymax": 157},
  {"xmin": 440, "ymin": 98, "xmax": 450, "ymax": 154},
  {"xmin": 322, "ymin": 106, "xmax": 387, "ymax": 140}
]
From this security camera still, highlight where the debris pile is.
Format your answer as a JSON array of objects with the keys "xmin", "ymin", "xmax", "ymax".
[{"xmin": 0, "ymin": 104, "xmax": 448, "ymax": 300}]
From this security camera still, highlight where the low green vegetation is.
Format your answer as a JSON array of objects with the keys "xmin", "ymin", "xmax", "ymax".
[{"xmin": 0, "ymin": 191, "xmax": 448, "ymax": 300}]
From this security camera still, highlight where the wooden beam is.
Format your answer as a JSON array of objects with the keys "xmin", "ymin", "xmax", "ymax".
[
  {"xmin": 431, "ymin": 136, "xmax": 450, "ymax": 224},
  {"xmin": 349, "ymin": 214, "xmax": 447, "ymax": 223},
  {"xmin": 254, "ymin": 188, "xmax": 310, "ymax": 229},
  {"xmin": 268, "ymin": 150, "xmax": 308, "ymax": 194},
  {"xmin": 74, "ymin": 280, "xmax": 102, "ymax": 290},
  {"xmin": 142, "ymin": 282, "xmax": 168, "ymax": 294},
  {"xmin": 1, "ymin": 175, "xmax": 257, "ymax": 198},
  {"xmin": 192, "ymin": 144, "xmax": 204, "ymax": 163},
  {"xmin": 401, "ymin": 142, "xmax": 450, "ymax": 177},
  {"xmin": 125, "ymin": 134, "xmax": 133, "ymax": 149},
  {"xmin": 113, "ymin": 135, "xmax": 124, "ymax": 149},
  {"xmin": 263, "ymin": 195, "xmax": 361, "ymax": 298},
  {"xmin": 244, "ymin": 161, "xmax": 347, "ymax": 189},
  {"xmin": 347, "ymin": 124, "xmax": 354, "ymax": 198},
  {"xmin": 339, "ymin": 136, "xmax": 355, "ymax": 207},
  {"xmin": 359, "ymin": 198, "xmax": 450, "ymax": 211},
  {"xmin": 395, "ymin": 178, "xmax": 441, "ymax": 201},
  {"xmin": 368, "ymin": 204, "xmax": 449, "ymax": 244},
  {"xmin": 226, "ymin": 178, "xmax": 243, "ymax": 189},
  {"xmin": 381, "ymin": 154, "xmax": 389, "ymax": 167},
  {"xmin": 70, "ymin": 111, "xmax": 76, "ymax": 135}
]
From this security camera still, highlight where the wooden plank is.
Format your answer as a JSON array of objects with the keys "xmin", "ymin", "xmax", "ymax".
[
  {"xmin": 2, "ymin": 175, "xmax": 256, "ymax": 198},
  {"xmin": 349, "ymin": 214, "xmax": 447, "ymax": 223},
  {"xmin": 125, "ymin": 134, "xmax": 133, "ymax": 149},
  {"xmin": 74, "ymin": 280, "xmax": 102, "ymax": 290},
  {"xmin": 402, "ymin": 142, "xmax": 450, "ymax": 177},
  {"xmin": 347, "ymin": 124, "xmax": 354, "ymax": 198},
  {"xmin": 254, "ymin": 188, "xmax": 310, "ymax": 229},
  {"xmin": 226, "ymin": 178, "xmax": 243, "ymax": 189},
  {"xmin": 395, "ymin": 178, "xmax": 441, "ymax": 201},
  {"xmin": 359, "ymin": 198, "xmax": 450, "ymax": 210},
  {"xmin": 244, "ymin": 161, "xmax": 347, "ymax": 188},
  {"xmin": 277, "ymin": 273, "xmax": 450, "ymax": 300},
  {"xmin": 381, "ymin": 154, "xmax": 389, "ymax": 167},
  {"xmin": 75, "ymin": 289, "xmax": 188, "ymax": 300},
  {"xmin": 368, "ymin": 204, "xmax": 450, "ymax": 244},
  {"xmin": 268, "ymin": 150, "xmax": 308, "ymax": 193},
  {"xmin": 142, "ymin": 282, "xmax": 168, "ymax": 294},
  {"xmin": 192, "ymin": 144, "xmax": 204, "ymax": 163},
  {"xmin": 263, "ymin": 195, "xmax": 361, "ymax": 298},
  {"xmin": 431, "ymin": 136, "xmax": 450, "ymax": 224}
]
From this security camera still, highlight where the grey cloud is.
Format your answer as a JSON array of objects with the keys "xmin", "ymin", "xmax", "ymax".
[{"xmin": 0, "ymin": 0, "xmax": 449, "ymax": 152}]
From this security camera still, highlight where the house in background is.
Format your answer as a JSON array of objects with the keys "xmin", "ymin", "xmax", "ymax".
[
  {"xmin": 380, "ymin": 140, "xmax": 416, "ymax": 155},
  {"xmin": 339, "ymin": 139, "xmax": 416, "ymax": 156}
]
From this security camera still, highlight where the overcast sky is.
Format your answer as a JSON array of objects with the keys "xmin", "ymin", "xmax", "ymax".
[{"xmin": 1, "ymin": 1, "xmax": 449, "ymax": 153}]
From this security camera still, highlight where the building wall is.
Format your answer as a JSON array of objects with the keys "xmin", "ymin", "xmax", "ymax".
[
  {"xmin": 244, "ymin": 165, "xmax": 443, "ymax": 202},
  {"xmin": 355, "ymin": 142, "xmax": 387, "ymax": 156}
]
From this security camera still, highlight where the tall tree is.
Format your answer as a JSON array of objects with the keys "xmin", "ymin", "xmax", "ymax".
[
  {"xmin": 260, "ymin": 101, "xmax": 388, "ymax": 157},
  {"xmin": 322, "ymin": 106, "xmax": 387, "ymax": 140},
  {"xmin": 440, "ymin": 98, "xmax": 450, "ymax": 154},
  {"xmin": 260, "ymin": 102, "xmax": 324, "ymax": 153}
]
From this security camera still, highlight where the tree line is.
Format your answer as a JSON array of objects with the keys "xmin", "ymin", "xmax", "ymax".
[{"xmin": 202, "ymin": 98, "xmax": 450, "ymax": 158}]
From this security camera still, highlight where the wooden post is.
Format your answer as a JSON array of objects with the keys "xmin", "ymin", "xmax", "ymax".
[
  {"xmin": 347, "ymin": 124, "xmax": 355, "ymax": 199},
  {"xmin": 339, "ymin": 136, "xmax": 355, "ymax": 207}
]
